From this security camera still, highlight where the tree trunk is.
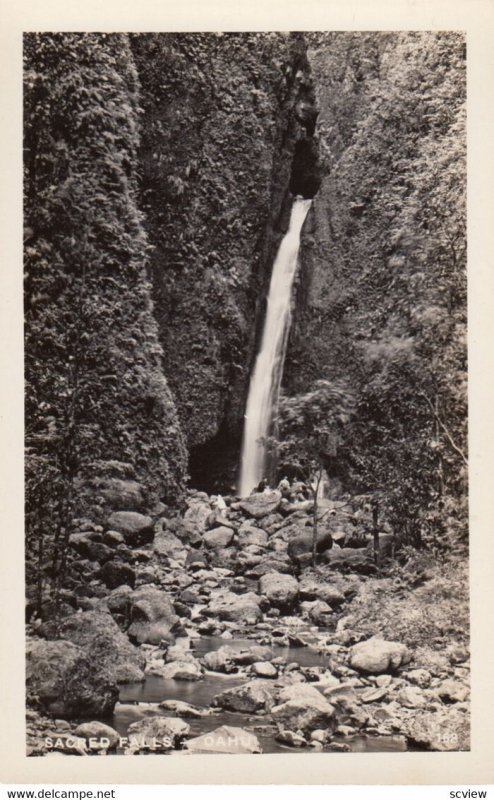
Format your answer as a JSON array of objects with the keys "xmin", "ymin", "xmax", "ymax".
[
  {"xmin": 312, "ymin": 468, "xmax": 323, "ymax": 567},
  {"xmin": 372, "ymin": 498, "xmax": 379, "ymax": 566}
]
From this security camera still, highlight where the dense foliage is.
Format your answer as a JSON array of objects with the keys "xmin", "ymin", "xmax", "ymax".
[
  {"xmin": 284, "ymin": 32, "xmax": 467, "ymax": 553},
  {"xmin": 24, "ymin": 33, "xmax": 188, "ymax": 601}
]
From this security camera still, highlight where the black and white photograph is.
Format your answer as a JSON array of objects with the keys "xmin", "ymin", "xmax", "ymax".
[
  {"xmin": 2, "ymin": 0, "xmax": 493, "ymax": 788},
  {"xmin": 21, "ymin": 27, "xmax": 472, "ymax": 761}
]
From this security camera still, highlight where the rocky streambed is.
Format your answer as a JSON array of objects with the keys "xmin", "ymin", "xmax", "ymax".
[{"xmin": 26, "ymin": 489, "xmax": 470, "ymax": 756}]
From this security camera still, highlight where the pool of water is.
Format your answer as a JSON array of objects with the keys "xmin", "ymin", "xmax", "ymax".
[{"xmin": 112, "ymin": 636, "xmax": 407, "ymax": 754}]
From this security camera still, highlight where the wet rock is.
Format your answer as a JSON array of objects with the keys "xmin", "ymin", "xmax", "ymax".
[
  {"xmin": 151, "ymin": 659, "xmax": 203, "ymax": 681},
  {"xmin": 213, "ymin": 679, "xmax": 274, "ymax": 713},
  {"xmin": 203, "ymin": 526, "xmax": 234, "ymax": 549},
  {"xmin": 251, "ymin": 661, "xmax": 278, "ymax": 678},
  {"xmin": 202, "ymin": 648, "xmax": 237, "ymax": 673},
  {"xmin": 404, "ymin": 708, "xmax": 470, "ymax": 751},
  {"xmin": 106, "ymin": 512, "xmax": 154, "ymax": 546},
  {"xmin": 349, "ymin": 638, "xmax": 412, "ymax": 674},
  {"xmin": 275, "ymin": 730, "xmax": 306, "ymax": 747},
  {"xmin": 73, "ymin": 721, "xmax": 120, "ymax": 751},
  {"xmin": 158, "ymin": 700, "xmax": 209, "ymax": 718},
  {"xmin": 55, "ymin": 610, "xmax": 146, "ymax": 683},
  {"xmin": 397, "ymin": 686, "xmax": 427, "ymax": 709},
  {"xmin": 239, "ymin": 490, "xmax": 282, "ymax": 519},
  {"xmin": 184, "ymin": 725, "xmax": 262, "ymax": 754},
  {"xmin": 128, "ymin": 585, "xmax": 179, "ymax": 645},
  {"xmin": 206, "ymin": 590, "xmax": 262, "ymax": 623},
  {"xmin": 98, "ymin": 560, "xmax": 136, "ymax": 589},
  {"xmin": 26, "ymin": 639, "xmax": 118, "ymax": 719},
  {"xmin": 271, "ymin": 684, "xmax": 336, "ymax": 733},
  {"xmin": 259, "ymin": 571, "xmax": 299, "ymax": 610},
  {"xmin": 311, "ymin": 729, "xmax": 330, "ymax": 744}
]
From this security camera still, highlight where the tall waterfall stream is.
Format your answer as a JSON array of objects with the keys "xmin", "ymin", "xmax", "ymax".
[{"xmin": 239, "ymin": 197, "xmax": 312, "ymax": 496}]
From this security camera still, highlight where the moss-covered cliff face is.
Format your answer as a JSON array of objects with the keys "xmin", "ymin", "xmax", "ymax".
[
  {"xmin": 130, "ymin": 33, "xmax": 320, "ymax": 488},
  {"xmin": 24, "ymin": 33, "xmax": 188, "ymax": 544},
  {"xmin": 284, "ymin": 32, "xmax": 467, "ymax": 549}
]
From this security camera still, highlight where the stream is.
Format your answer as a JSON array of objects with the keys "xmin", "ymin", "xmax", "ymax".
[{"xmin": 111, "ymin": 636, "xmax": 407, "ymax": 754}]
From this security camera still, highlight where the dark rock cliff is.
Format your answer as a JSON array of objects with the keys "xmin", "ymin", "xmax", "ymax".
[{"xmin": 130, "ymin": 33, "xmax": 320, "ymax": 490}]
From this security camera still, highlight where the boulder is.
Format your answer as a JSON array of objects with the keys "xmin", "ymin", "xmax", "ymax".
[
  {"xmin": 73, "ymin": 721, "xmax": 120, "ymax": 751},
  {"xmin": 97, "ymin": 478, "xmax": 146, "ymax": 511},
  {"xmin": 184, "ymin": 725, "xmax": 262, "ymax": 754},
  {"xmin": 237, "ymin": 525, "xmax": 268, "ymax": 548},
  {"xmin": 206, "ymin": 590, "xmax": 262, "ymax": 624},
  {"xmin": 324, "ymin": 548, "xmax": 376, "ymax": 574},
  {"xmin": 287, "ymin": 530, "xmax": 333, "ymax": 567},
  {"xmin": 239, "ymin": 491, "xmax": 282, "ymax": 519},
  {"xmin": 150, "ymin": 660, "xmax": 203, "ymax": 681},
  {"xmin": 271, "ymin": 684, "xmax": 336, "ymax": 733},
  {"xmin": 98, "ymin": 560, "xmax": 136, "ymax": 590},
  {"xmin": 349, "ymin": 638, "xmax": 412, "ymax": 674},
  {"xmin": 259, "ymin": 572, "xmax": 299, "ymax": 610},
  {"xmin": 213, "ymin": 680, "xmax": 274, "ymax": 713},
  {"xmin": 202, "ymin": 648, "xmax": 237, "ymax": 673},
  {"xmin": 128, "ymin": 585, "xmax": 179, "ymax": 645},
  {"xmin": 435, "ymin": 679, "xmax": 469, "ymax": 704},
  {"xmin": 158, "ymin": 700, "xmax": 208, "ymax": 718},
  {"xmin": 301, "ymin": 599, "xmax": 333, "ymax": 626},
  {"xmin": 126, "ymin": 716, "xmax": 189, "ymax": 751},
  {"xmin": 404, "ymin": 708, "xmax": 470, "ymax": 751},
  {"xmin": 397, "ymin": 686, "xmax": 427, "ymax": 709},
  {"xmin": 26, "ymin": 639, "xmax": 118, "ymax": 719},
  {"xmin": 275, "ymin": 730, "xmax": 307, "ymax": 747},
  {"xmin": 252, "ymin": 661, "xmax": 278, "ymax": 678},
  {"xmin": 299, "ymin": 580, "xmax": 346, "ymax": 607},
  {"xmin": 183, "ymin": 497, "xmax": 214, "ymax": 532},
  {"xmin": 203, "ymin": 527, "xmax": 234, "ymax": 549},
  {"xmin": 106, "ymin": 512, "xmax": 154, "ymax": 546},
  {"xmin": 56, "ymin": 610, "xmax": 145, "ymax": 683},
  {"xmin": 153, "ymin": 530, "xmax": 187, "ymax": 563}
]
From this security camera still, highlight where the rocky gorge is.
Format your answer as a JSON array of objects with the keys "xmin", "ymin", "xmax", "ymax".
[
  {"xmin": 24, "ymin": 31, "xmax": 468, "ymax": 758},
  {"xmin": 26, "ymin": 488, "xmax": 469, "ymax": 756}
]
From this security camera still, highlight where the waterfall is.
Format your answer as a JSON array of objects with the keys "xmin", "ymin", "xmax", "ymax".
[{"xmin": 239, "ymin": 196, "xmax": 312, "ymax": 497}]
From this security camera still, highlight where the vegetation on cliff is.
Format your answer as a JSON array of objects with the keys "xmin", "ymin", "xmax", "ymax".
[
  {"xmin": 24, "ymin": 33, "xmax": 188, "ymax": 602},
  {"xmin": 285, "ymin": 32, "xmax": 467, "ymax": 554}
]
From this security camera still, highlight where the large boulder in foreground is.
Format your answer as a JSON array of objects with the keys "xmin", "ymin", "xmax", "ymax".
[
  {"xmin": 404, "ymin": 708, "xmax": 470, "ymax": 751},
  {"xmin": 184, "ymin": 725, "xmax": 262, "ymax": 754},
  {"xmin": 259, "ymin": 571, "xmax": 299, "ymax": 610},
  {"xmin": 239, "ymin": 490, "xmax": 282, "ymax": 519},
  {"xmin": 349, "ymin": 638, "xmax": 412, "ymax": 674},
  {"xmin": 26, "ymin": 639, "xmax": 118, "ymax": 719},
  {"xmin": 271, "ymin": 684, "xmax": 336, "ymax": 733},
  {"xmin": 56, "ymin": 610, "xmax": 146, "ymax": 683},
  {"xmin": 106, "ymin": 511, "xmax": 154, "ymax": 546},
  {"xmin": 205, "ymin": 590, "xmax": 262, "ymax": 623},
  {"xmin": 128, "ymin": 585, "xmax": 179, "ymax": 645}
]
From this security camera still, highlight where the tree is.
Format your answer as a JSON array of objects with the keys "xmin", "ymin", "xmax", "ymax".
[{"xmin": 275, "ymin": 380, "xmax": 354, "ymax": 565}]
